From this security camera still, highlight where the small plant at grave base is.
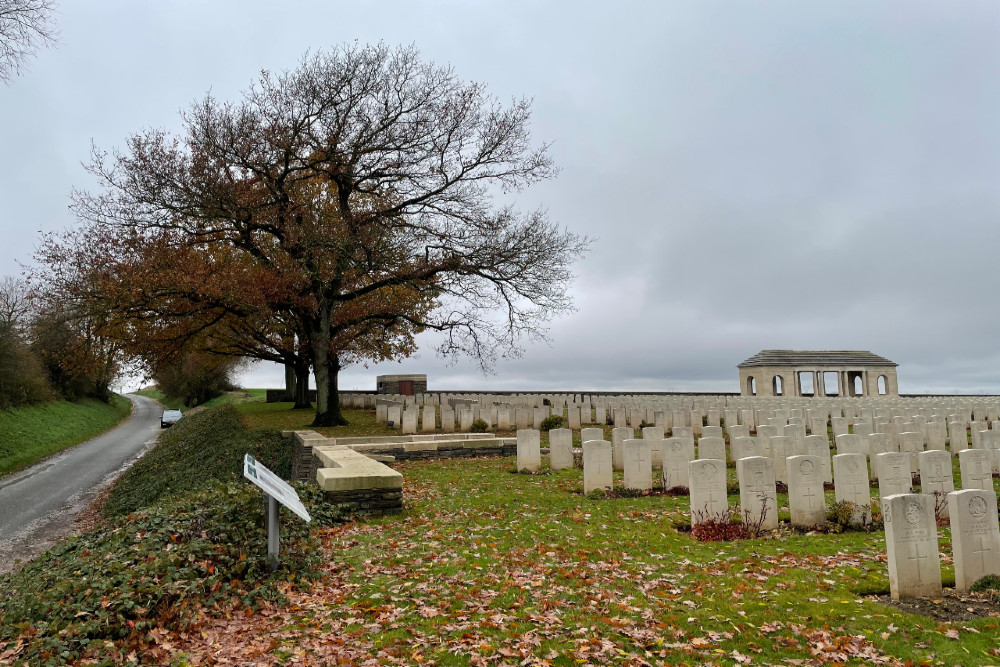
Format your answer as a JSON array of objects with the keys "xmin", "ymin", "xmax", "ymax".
[
  {"xmin": 970, "ymin": 574, "xmax": 1000, "ymax": 593},
  {"xmin": 638, "ymin": 420, "xmax": 651, "ymax": 429},
  {"xmin": 663, "ymin": 485, "xmax": 690, "ymax": 497},
  {"xmin": 690, "ymin": 505, "xmax": 749, "ymax": 542},
  {"xmin": 469, "ymin": 418, "xmax": 489, "ymax": 433},
  {"xmin": 605, "ymin": 415, "xmax": 614, "ymax": 426},
  {"xmin": 586, "ymin": 487, "xmax": 608, "ymax": 500},
  {"xmin": 741, "ymin": 493, "xmax": 775, "ymax": 538},
  {"xmin": 540, "ymin": 415, "xmax": 564, "ymax": 431},
  {"xmin": 932, "ymin": 491, "xmax": 949, "ymax": 527}
]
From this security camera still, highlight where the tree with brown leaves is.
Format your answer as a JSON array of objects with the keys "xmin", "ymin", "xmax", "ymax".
[{"xmin": 64, "ymin": 43, "xmax": 589, "ymax": 426}]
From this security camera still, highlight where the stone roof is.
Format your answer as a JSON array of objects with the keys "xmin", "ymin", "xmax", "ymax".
[{"xmin": 737, "ymin": 350, "xmax": 897, "ymax": 368}]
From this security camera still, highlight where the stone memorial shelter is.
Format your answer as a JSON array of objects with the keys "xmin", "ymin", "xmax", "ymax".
[{"xmin": 738, "ymin": 350, "xmax": 898, "ymax": 398}]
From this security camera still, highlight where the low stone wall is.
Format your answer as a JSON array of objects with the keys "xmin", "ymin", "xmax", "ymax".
[
  {"xmin": 287, "ymin": 431, "xmax": 515, "ymax": 483},
  {"xmin": 287, "ymin": 431, "xmax": 516, "ymax": 516}
]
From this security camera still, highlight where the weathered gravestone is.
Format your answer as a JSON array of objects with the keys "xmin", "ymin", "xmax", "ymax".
[
  {"xmin": 948, "ymin": 422, "xmax": 967, "ymax": 452},
  {"xmin": 738, "ymin": 456, "xmax": 778, "ymax": 530},
  {"xmin": 672, "ymin": 426, "xmax": 695, "ymax": 448},
  {"xmin": 497, "ymin": 407, "xmax": 511, "ymax": 431},
  {"xmin": 697, "ymin": 436, "xmax": 727, "ymax": 462},
  {"xmin": 548, "ymin": 428, "xmax": 574, "ymax": 471},
  {"xmin": 959, "ymin": 448, "xmax": 994, "ymax": 492},
  {"xmin": 701, "ymin": 425, "xmax": 723, "ymax": 440},
  {"xmin": 835, "ymin": 433, "xmax": 866, "ymax": 456},
  {"xmin": 876, "ymin": 452, "xmax": 912, "ymax": 501},
  {"xmin": 769, "ymin": 435, "xmax": 792, "ymax": 484},
  {"xmin": 867, "ymin": 432, "xmax": 894, "ymax": 482},
  {"xmin": 732, "ymin": 436, "xmax": 760, "ymax": 466},
  {"xmin": 581, "ymin": 427, "xmax": 604, "ymax": 444},
  {"xmin": 421, "ymin": 406, "xmax": 436, "ymax": 432},
  {"xmin": 899, "ymin": 432, "xmax": 925, "ymax": 469},
  {"xmin": 402, "ymin": 407, "xmax": 418, "ymax": 435},
  {"xmin": 516, "ymin": 429, "xmax": 541, "ymax": 473},
  {"xmin": 883, "ymin": 493, "xmax": 942, "ymax": 600},
  {"xmin": 662, "ymin": 437, "xmax": 694, "ymax": 489},
  {"xmin": 623, "ymin": 439, "xmax": 652, "ymax": 491},
  {"xmin": 387, "ymin": 405, "xmax": 402, "ymax": 429},
  {"xmin": 787, "ymin": 455, "xmax": 826, "ymax": 527},
  {"xmin": 918, "ymin": 450, "xmax": 954, "ymax": 495},
  {"xmin": 833, "ymin": 453, "xmax": 871, "ymax": 525},
  {"xmin": 611, "ymin": 426, "xmax": 634, "ymax": 472},
  {"xmin": 641, "ymin": 426, "xmax": 664, "ymax": 468},
  {"xmin": 583, "ymin": 440, "xmax": 613, "ymax": 494},
  {"xmin": 567, "ymin": 406, "xmax": 582, "ymax": 430},
  {"xmin": 948, "ymin": 489, "xmax": 1000, "ymax": 593},
  {"xmin": 689, "ymin": 459, "xmax": 728, "ymax": 525},
  {"xmin": 441, "ymin": 408, "xmax": 456, "ymax": 432},
  {"xmin": 803, "ymin": 435, "xmax": 832, "ymax": 484}
]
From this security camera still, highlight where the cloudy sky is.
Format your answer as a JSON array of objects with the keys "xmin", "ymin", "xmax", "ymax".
[{"xmin": 2, "ymin": 1, "xmax": 999, "ymax": 394}]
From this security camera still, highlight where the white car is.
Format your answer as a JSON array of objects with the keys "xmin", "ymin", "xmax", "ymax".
[{"xmin": 160, "ymin": 409, "xmax": 183, "ymax": 428}]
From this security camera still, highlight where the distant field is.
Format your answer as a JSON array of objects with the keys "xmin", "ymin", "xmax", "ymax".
[
  {"xmin": 0, "ymin": 395, "xmax": 132, "ymax": 477},
  {"xmin": 135, "ymin": 387, "xmax": 267, "ymax": 411}
]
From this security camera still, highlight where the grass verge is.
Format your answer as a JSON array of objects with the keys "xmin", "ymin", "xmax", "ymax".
[
  {"xmin": 0, "ymin": 403, "xmax": 344, "ymax": 666},
  {"xmin": 0, "ymin": 395, "xmax": 132, "ymax": 478},
  {"xmin": 134, "ymin": 387, "xmax": 267, "ymax": 411}
]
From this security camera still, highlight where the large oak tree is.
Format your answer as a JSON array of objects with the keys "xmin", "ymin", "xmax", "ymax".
[{"xmin": 67, "ymin": 43, "xmax": 588, "ymax": 425}]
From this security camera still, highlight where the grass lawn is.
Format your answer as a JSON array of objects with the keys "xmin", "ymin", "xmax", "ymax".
[
  {"xmin": 0, "ymin": 395, "xmax": 132, "ymax": 477},
  {"xmin": 147, "ymin": 455, "xmax": 997, "ymax": 665},
  {"xmin": 5, "ymin": 400, "xmax": 1000, "ymax": 665}
]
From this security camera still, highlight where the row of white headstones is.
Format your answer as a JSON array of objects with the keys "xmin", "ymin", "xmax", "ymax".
[{"xmin": 514, "ymin": 427, "xmax": 1000, "ymax": 601}]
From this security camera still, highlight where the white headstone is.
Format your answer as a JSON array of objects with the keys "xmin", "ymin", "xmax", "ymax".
[
  {"xmin": 833, "ymin": 453, "xmax": 871, "ymax": 525},
  {"xmin": 804, "ymin": 435, "xmax": 832, "ymax": 484},
  {"xmin": 918, "ymin": 449, "xmax": 954, "ymax": 495},
  {"xmin": 959, "ymin": 448, "xmax": 994, "ymax": 492},
  {"xmin": 787, "ymin": 455, "xmax": 826, "ymax": 527},
  {"xmin": 947, "ymin": 489, "xmax": 1000, "ymax": 593},
  {"xmin": 516, "ymin": 429, "xmax": 541, "ymax": 473},
  {"xmin": 623, "ymin": 439, "xmax": 652, "ymax": 491},
  {"xmin": 581, "ymin": 427, "xmax": 604, "ymax": 444},
  {"xmin": 548, "ymin": 428, "xmax": 574, "ymax": 471},
  {"xmin": 583, "ymin": 440, "xmax": 613, "ymax": 494},
  {"xmin": 697, "ymin": 436, "xmax": 727, "ymax": 462},
  {"xmin": 738, "ymin": 456, "xmax": 778, "ymax": 530},
  {"xmin": 689, "ymin": 458, "xmax": 728, "ymax": 525},
  {"xmin": 611, "ymin": 426, "xmax": 634, "ymax": 472},
  {"xmin": 661, "ymin": 437, "xmax": 695, "ymax": 489},
  {"xmin": 883, "ymin": 493, "xmax": 942, "ymax": 600},
  {"xmin": 876, "ymin": 452, "xmax": 912, "ymax": 501}
]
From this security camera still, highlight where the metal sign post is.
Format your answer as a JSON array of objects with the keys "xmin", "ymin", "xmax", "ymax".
[{"xmin": 243, "ymin": 454, "xmax": 311, "ymax": 570}]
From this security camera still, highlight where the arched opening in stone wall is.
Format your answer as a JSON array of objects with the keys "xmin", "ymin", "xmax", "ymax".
[
  {"xmin": 798, "ymin": 372, "xmax": 814, "ymax": 396},
  {"xmin": 878, "ymin": 375, "xmax": 888, "ymax": 395},
  {"xmin": 773, "ymin": 375, "xmax": 783, "ymax": 396},
  {"xmin": 747, "ymin": 376, "xmax": 757, "ymax": 396},
  {"xmin": 823, "ymin": 371, "xmax": 839, "ymax": 396},
  {"xmin": 853, "ymin": 376, "xmax": 863, "ymax": 396}
]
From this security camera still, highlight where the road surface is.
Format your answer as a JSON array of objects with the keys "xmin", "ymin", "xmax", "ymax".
[{"xmin": 0, "ymin": 393, "xmax": 162, "ymax": 573}]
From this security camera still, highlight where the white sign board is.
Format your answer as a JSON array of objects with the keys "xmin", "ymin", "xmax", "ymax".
[{"xmin": 243, "ymin": 454, "xmax": 311, "ymax": 522}]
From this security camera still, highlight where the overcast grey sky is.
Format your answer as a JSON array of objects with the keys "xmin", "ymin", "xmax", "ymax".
[{"xmin": 2, "ymin": 1, "xmax": 999, "ymax": 394}]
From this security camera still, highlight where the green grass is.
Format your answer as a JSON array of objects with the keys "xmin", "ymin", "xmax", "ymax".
[
  {"xmin": 134, "ymin": 387, "xmax": 267, "ymax": 411},
  {"xmin": 0, "ymin": 395, "xmax": 132, "ymax": 477},
  {"xmin": 5, "ymin": 408, "xmax": 1000, "ymax": 665}
]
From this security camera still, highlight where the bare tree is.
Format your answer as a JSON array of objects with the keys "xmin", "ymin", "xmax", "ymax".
[
  {"xmin": 0, "ymin": 0, "xmax": 56, "ymax": 82},
  {"xmin": 68, "ymin": 43, "xmax": 590, "ymax": 426}
]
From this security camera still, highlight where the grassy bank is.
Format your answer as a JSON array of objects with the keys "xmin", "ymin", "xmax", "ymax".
[
  {"xmin": 134, "ymin": 387, "xmax": 266, "ymax": 411},
  {"xmin": 0, "ymin": 395, "xmax": 132, "ymax": 477}
]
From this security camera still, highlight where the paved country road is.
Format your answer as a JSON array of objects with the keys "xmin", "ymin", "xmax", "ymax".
[{"xmin": 0, "ymin": 393, "xmax": 163, "ymax": 573}]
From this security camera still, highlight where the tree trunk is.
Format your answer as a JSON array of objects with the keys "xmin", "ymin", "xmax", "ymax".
[
  {"xmin": 283, "ymin": 362, "xmax": 296, "ymax": 402},
  {"xmin": 293, "ymin": 361, "xmax": 311, "ymax": 409},
  {"xmin": 309, "ymin": 303, "xmax": 348, "ymax": 427}
]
